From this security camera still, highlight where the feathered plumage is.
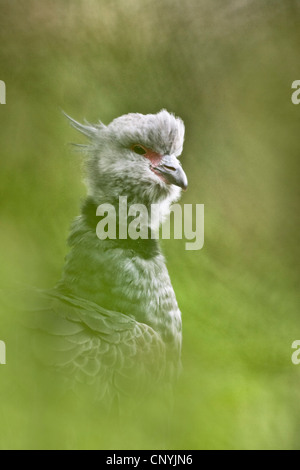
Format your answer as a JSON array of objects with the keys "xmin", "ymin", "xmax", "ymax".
[{"xmin": 19, "ymin": 109, "xmax": 187, "ymax": 408}]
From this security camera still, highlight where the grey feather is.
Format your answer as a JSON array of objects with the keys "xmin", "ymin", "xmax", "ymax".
[
  {"xmin": 12, "ymin": 109, "xmax": 186, "ymax": 408},
  {"xmin": 62, "ymin": 111, "xmax": 105, "ymax": 138}
]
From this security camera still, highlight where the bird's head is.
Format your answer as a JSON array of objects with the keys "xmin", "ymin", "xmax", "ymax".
[{"xmin": 65, "ymin": 109, "xmax": 187, "ymax": 208}]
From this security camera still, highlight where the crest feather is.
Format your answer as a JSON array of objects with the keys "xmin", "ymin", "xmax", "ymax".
[{"xmin": 62, "ymin": 111, "xmax": 105, "ymax": 138}]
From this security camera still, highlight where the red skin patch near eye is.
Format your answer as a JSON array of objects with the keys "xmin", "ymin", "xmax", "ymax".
[
  {"xmin": 132, "ymin": 144, "xmax": 166, "ymax": 182},
  {"xmin": 144, "ymin": 149, "xmax": 162, "ymax": 167},
  {"xmin": 143, "ymin": 148, "xmax": 168, "ymax": 183}
]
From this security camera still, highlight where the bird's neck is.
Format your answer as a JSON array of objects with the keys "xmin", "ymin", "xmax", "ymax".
[
  {"xmin": 80, "ymin": 195, "xmax": 161, "ymax": 257},
  {"xmin": 82, "ymin": 193, "xmax": 169, "ymax": 237},
  {"xmin": 57, "ymin": 195, "xmax": 163, "ymax": 303},
  {"xmin": 57, "ymin": 196, "xmax": 182, "ymax": 357}
]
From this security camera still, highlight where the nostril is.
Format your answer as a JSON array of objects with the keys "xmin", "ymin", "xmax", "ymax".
[{"xmin": 162, "ymin": 164, "xmax": 176, "ymax": 172}]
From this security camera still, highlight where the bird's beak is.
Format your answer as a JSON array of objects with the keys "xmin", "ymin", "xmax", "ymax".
[{"xmin": 153, "ymin": 155, "xmax": 188, "ymax": 191}]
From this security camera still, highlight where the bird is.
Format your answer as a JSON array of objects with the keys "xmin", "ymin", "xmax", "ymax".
[{"xmin": 17, "ymin": 109, "xmax": 188, "ymax": 410}]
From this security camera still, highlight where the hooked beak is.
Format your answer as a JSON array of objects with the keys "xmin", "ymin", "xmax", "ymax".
[{"xmin": 152, "ymin": 155, "xmax": 188, "ymax": 191}]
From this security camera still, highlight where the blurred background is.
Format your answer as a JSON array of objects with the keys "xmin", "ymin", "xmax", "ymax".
[{"xmin": 0, "ymin": 0, "xmax": 299, "ymax": 449}]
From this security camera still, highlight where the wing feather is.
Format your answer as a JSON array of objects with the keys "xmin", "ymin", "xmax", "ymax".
[{"xmin": 12, "ymin": 288, "xmax": 168, "ymax": 406}]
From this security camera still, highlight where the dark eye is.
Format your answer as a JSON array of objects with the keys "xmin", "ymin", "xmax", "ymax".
[{"xmin": 132, "ymin": 144, "xmax": 147, "ymax": 156}]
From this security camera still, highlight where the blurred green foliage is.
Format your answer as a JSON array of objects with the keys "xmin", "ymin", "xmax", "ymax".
[{"xmin": 0, "ymin": 0, "xmax": 299, "ymax": 449}]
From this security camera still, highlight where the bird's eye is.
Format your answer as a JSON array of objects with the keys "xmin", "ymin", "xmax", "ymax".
[{"xmin": 132, "ymin": 144, "xmax": 147, "ymax": 156}]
